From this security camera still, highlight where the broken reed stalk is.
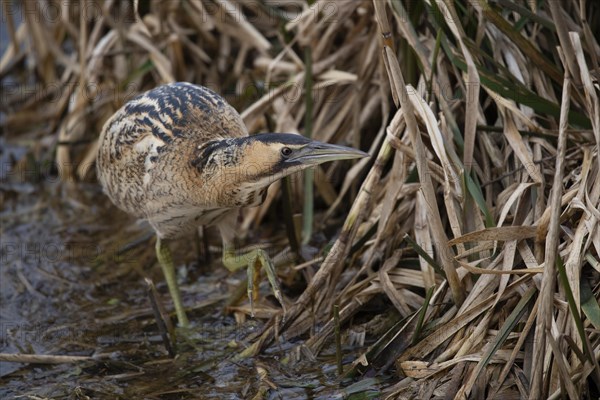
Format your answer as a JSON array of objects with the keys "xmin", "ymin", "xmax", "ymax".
[
  {"xmin": 145, "ymin": 278, "xmax": 175, "ymax": 358},
  {"xmin": 302, "ymin": 45, "xmax": 314, "ymax": 245},
  {"xmin": 530, "ymin": 52, "xmax": 570, "ymax": 400},
  {"xmin": 334, "ymin": 303, "xmax": 342, "ymax": 376},
  {"xmin": 0, "ymin": 353, "xmax": 93, "ymax": 364}
]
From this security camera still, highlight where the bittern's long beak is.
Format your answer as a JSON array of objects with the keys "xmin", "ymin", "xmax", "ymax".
[{"xmin": 287, "ymin": 141, "xmax": 369, "ymax": 166}]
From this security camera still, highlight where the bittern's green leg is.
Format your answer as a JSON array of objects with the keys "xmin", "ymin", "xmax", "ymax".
[
  {"xmin": 156, "ymin": 237, "xmax": 189, "ymax": 327},
  {"xmin": 222, "ymin": 245, "xmax": 286, "ymax": 316}
]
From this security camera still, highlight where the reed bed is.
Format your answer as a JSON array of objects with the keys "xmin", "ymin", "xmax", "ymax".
[{"xmin": 2, "ymin": 0, "xmax": 599, "ymax": 398}]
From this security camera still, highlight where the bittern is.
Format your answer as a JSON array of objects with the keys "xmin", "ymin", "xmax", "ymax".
[{"xmin": 96, "ymin": 82, "xmax": 367, "ymax": 327}]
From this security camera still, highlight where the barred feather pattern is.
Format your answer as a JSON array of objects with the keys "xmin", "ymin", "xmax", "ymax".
[{"xmin": 96, "ymin": 82, "xmax": 248, "ymax": 239}]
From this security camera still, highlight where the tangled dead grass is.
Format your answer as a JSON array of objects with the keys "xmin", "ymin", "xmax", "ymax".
[{"xmin": 2, "ymin": 0, "xmax": 600, "ymax": 398}]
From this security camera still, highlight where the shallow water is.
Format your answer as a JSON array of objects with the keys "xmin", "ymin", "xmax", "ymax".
[{"xmin": 0, "ymin": 142, "xmax": 383, "ymax": 399}]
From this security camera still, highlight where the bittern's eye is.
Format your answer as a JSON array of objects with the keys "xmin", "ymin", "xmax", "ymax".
[{"xmin": 281, "ymin": 147, "xmax": 293, "ymax": 157}]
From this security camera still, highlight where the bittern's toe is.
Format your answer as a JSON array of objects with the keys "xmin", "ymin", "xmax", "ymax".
[{"xmin": 222, "ymin": 246, "xmax": 286, "ymax": 316}]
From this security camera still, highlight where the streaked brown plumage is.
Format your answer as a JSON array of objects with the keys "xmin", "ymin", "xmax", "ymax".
[
  {"xmin": 97, "ymin": 82, "xmax": 367, "ymax": 327},
  {"xmin": 97, "ymin": 82, "xmax": 248, "ymax": 240}
]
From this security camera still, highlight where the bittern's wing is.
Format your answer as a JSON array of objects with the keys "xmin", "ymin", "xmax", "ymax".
[{"xmin": 97, "ymin": 83, "xmax": 247, "ymax": 219}]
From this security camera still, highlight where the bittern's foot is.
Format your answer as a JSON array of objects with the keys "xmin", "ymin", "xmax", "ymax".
[
  {"xmin": 222, "ymin": 246, "xmax": 286, "ymax": 316},
  {"xmin": 156, "ymin": 237, "xmax": 190, "ymax": 327}
]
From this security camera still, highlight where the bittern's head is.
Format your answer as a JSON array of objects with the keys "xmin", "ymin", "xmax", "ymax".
[{"xmin": 192, "ymin": 133, "xmax": 368, "ymax": 204}]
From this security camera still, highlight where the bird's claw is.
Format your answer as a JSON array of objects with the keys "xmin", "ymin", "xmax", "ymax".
[
  {"xmin": 248, "ymin": 249, "xmax": 286, "ymax": 316},
  {"xmin": 223, "ymin": 246, "xmax": 286, "ymax": 315}
]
